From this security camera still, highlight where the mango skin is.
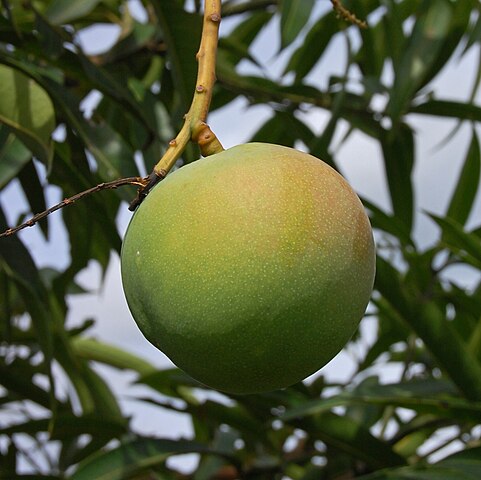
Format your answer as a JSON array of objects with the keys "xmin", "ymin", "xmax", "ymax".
[{"xmin": 121, "ymin": 143, "xmax": 375, "ymax": 394}]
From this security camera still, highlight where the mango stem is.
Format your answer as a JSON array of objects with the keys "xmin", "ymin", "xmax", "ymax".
[{"xmin": 129, "ymin": 0, "xmax": 223, "ymax": 210}]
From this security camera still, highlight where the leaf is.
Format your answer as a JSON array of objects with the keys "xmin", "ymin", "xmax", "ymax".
[
  {"xmin": 44, "ymin": 0, "xmax": 102, "ymax": 25},
  {"xmin": 250, "ymin": 111, "xmax": 314, "ymax": 146},
  {"xmin": 53, "ymin": 331, "xmax": 125, "ymax": 421},
  {"xmin": 1, "ymin": 413, "xmax": 126, "ymax": 440},
  {"xmin": 463, "ymin": 11, "xmax": 481, "ymax": 55},
  {"xmin": 152, "ymin": 3, "xmax": 202, "ymax": 111},
  {"xmin": 0, "ymin": 64, "xmax": 55, "ymax": 166},
  {"xmin": 387, "ymin": 0, "xmax": 453, "ymax": 121},
  {"xmin": 0, "ymin": 53, "xmax": 138, "ymax": 185},
  {"xmin": 428, "ymin": 214, "xmax": 481, "ymax": 268},
  {"xmin": 381, "ymin": 124, "xmax": 415, "ymax": 231},
  {"xmin": 71, "ymin": 337, "xmax": 156, "ymax": 377},
  {"xmin": 279, "ymin": 0, "xmax": 315, "ymax": 49},
  {"xmin": 0, "ymin": 127, "xmax": 32, "ymax": 189},
  {"xmin": 71, "ymin": 437, "xmax": 216, "ymax": 480},
  {"xmin": 411, "ymin": 99, "xmax": 481, "ymax": 121},
  {"xmin": 218, "ymin": 10, "xmax": 273, "ymax": 70},
  {"xmin": 291, "ymin": 411, "xmax": 406, "ymax": 469},
  {"xmin": 376, "ymin": 256, "xmax": 481, "ymax": 402},
  {"xmin": 285, "ymin": 11, "xmax": 337, "ymax": 79},
  {"xmin": 446, "ymin": 130, "xmax": 480, "ymax": 226},
  {"xmin": 138, "ymin": 367, "xmax": 204, "ymax": 400},
  {"xmin": 17, "ymin": 159, "xmax": 48, "ymax": 239},
  {"xmin": 77, "ymin": 55, "xmax": 157, "ymax": 138},
  {"xmin": 49, "ymin": 413, "xmax": 127, "ymax": 440},
  {"xmin": 357, "ymin": 446, "xmax": 481, "ymax": 479},
  {"xmin": 362, "ymin": 197, "xmax": 413, "ymax": 246},
  {"xmin": 282, "ymin": 379, "xmax": 481, "ymax": 424},
  {"xmin": 0, "ymin": 360, "xmax": 52, "ymax": 409}
]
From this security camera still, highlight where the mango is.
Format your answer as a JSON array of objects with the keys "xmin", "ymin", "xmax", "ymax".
[{"xmin": 121, "ymin": 143, "xmax": 375, "ymax": 394}]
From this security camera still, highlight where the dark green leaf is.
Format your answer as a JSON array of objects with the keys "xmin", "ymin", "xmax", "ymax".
[
  {"xmin": 153, "ymin": 3, "xmax": 201, "ymax": 111},
  {"xmin": 411, "ymin": 100, "xmax": 481, "ymax": 121},
  {"xmin": 428, "ymin": 214, "xmax": 481, "ymax": 268},
  {"xmin": 362, "ymin": 197, "xmax": 413, "ymax": 246},
  {"xmin": 250, "ymin": 111, "xmax": 314, "ymax": 146},
  {"xmin": 381, "ymin": 124, "xmax": 415, "ymax": 231},
  {"xmin": 376, "ymin": 256, "xmax": 481, "ymax": 401},
  {"xmin": 279, "ymin": 0, "xmax": 315, "ymax": 49},
  {"xmin": 71, "ymin": 437, "xmax": 217, "ymax": 480},
  {"xmin": 17, "ymin": 159, "xmax": 48, "ymax": 239},
  {"xmin": 283, "ymin": 379, "xmax": 481, "ymax": 424},
  {"xmin": 293, "ymin": 411, "xmax": 406, "ymax": 469},
  {"xmin": 446, "ymin": 130, "xmax": 480, "ymax": 225},
  {"xmin": 284, "ymin": 9, "xmax": 338, "ymax": 79}
]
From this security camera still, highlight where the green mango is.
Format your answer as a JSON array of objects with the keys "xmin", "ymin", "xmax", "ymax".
[{"xmin": 121, "ymin": 143, "xmax": 375, "ymax": 394}]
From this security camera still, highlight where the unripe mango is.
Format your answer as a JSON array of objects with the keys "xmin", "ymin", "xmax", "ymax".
[{"xmin": 121, "ymin": 143, "xmax": 375, "ymax": 394}]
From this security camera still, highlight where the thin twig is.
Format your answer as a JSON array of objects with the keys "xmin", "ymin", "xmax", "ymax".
[
  {"xmin": 0, "ymin": 176, "xmax": 146, "ymax": 238},
  {"xmin": 331, "ymin": 0, "xmax": 368, "ymax": 29}
]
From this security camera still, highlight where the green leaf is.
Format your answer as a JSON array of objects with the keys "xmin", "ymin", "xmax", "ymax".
[
  {"xmin": 411, "ymin": 100, "xmax": 481, "ymax": 121},
  {"xmin": 376, "ymin": 256, "xmax": 481, "ymax": 402},
  {"xmin": 0, "ymin": 128, "xmax": 32, "ymax": 189},
  {"xmin": 387, "ymin": 0, "xmax": 453, "ymax": 121},
  {"xmin": 284, "ymin": 10, "xmax": 337, "ymax": 78},
  {"xmin": 50, "ymin": 413, "xmax": 127, "ymax": 440},
  {"xmin": 71, "ymin": 437, "xmax": 216, "ymax": 480},
  {"xmin": 446, "ymin": 131, "xmax": 480, "ymax": 225},
  {"xmin": 71, "ymin": 337, "xmax": 156, "ymax": 377},
  {"xmin": 0, "ymin": 53, "xmax": 138, "ymax": 184},
  {"xmin": 138, "ymin": 367, "xmax": 204, "ymax": 400},
  {"xmin": 53, "ymin": 331, "xmax": 125, "ymax": 421},
  {"xmin": 77, "ymin": 55, "xmax": 157, "ymax": 138},
  {"xmin": 153, "ymin": 3, "xmax": 202, "ymax": 111},
  {"xmin": 291, "ymin": 411, "xmax": 406, "ymax": 469},
  {"xmin": 44, "ymin": 0, "xmax": 102, "ymax": 25},
  {"xmin": 428, "ymin": 214, "xmax": 481, "ymax": 268},
  {"xmin": 0, "ymin": 359, "xmax": 52, "ymax": 409},
  {"xmin": 362, "ymin": 197, "xmax": 413, "ymax": 246},
  {"xmin": 381, "ymin": 124, "xmax": 415, "ymax": 231},
  {"xmin": 17, "ymin": 159, "xmax": 48, "ymax": 239},
  {"xmin": 0, "ymin": 64, "xmax": 55, "ymax": 166},
  {"xmin": 282, "ymin": 380, "xmax": 481, "ymax": 424},
  {"xmin": 357, "ymin": 446, "xmax": 481, "ymax": 479},
  {"xmin": 1, "ymin": 412, "xmax": 126, "ymax": 440},
  {"xmin": 219, "ymin": 10, "xmax": 273, "ymax": 70},
  {"xmin": 279, "ymin": 0, "xmax": 315, "ymax": 49},
  {"xmin": 250, "ymin": 111, "xmax": 314, "ymax": 146}
]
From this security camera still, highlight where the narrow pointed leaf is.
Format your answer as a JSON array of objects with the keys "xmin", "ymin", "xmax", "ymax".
[
  {"xmin": 279, "ymin": 0, "xmax": 315, "ymax": 49},
  {"xmin": 429, "ymin": 214, "xmax": 481, "ymax": 268},
  {"xmin": 411, "ymin": 100, "xmax": 481, "ymax": 121},
  {"xmin": 153, "ymin": 3, "xmax": 201, "ymax": 111},
  {"xmin": 0, "ymin": 129, "xmax": 31, "ymax": 189},
  {"xmin": 446, "ymin": 131, "xmax": 480, "ymax": 225},
  {"xmin": 381, "ymin": 125, "xmax": 415, "ymax": 231},
  {"xmin": 0, "ymin": 64, "xmax": 55, "ymax": 166},
  {"xmin": 71, "ymin": 438, "xmax": 217, "ymax": 480}
]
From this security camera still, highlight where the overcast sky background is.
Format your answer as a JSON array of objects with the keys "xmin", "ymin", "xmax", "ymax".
[{"xmin": 2, "ymin": 0, "xmax": 481, "ymax": 473}]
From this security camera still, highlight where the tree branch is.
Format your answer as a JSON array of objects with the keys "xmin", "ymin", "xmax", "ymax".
[
  {"xmin": 0, "ymin": 177, "xmax": 146, "ymax": 238},
  {"xmin": 331, "ymin": 0, "xmax": 368, "ymax": 29}
]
